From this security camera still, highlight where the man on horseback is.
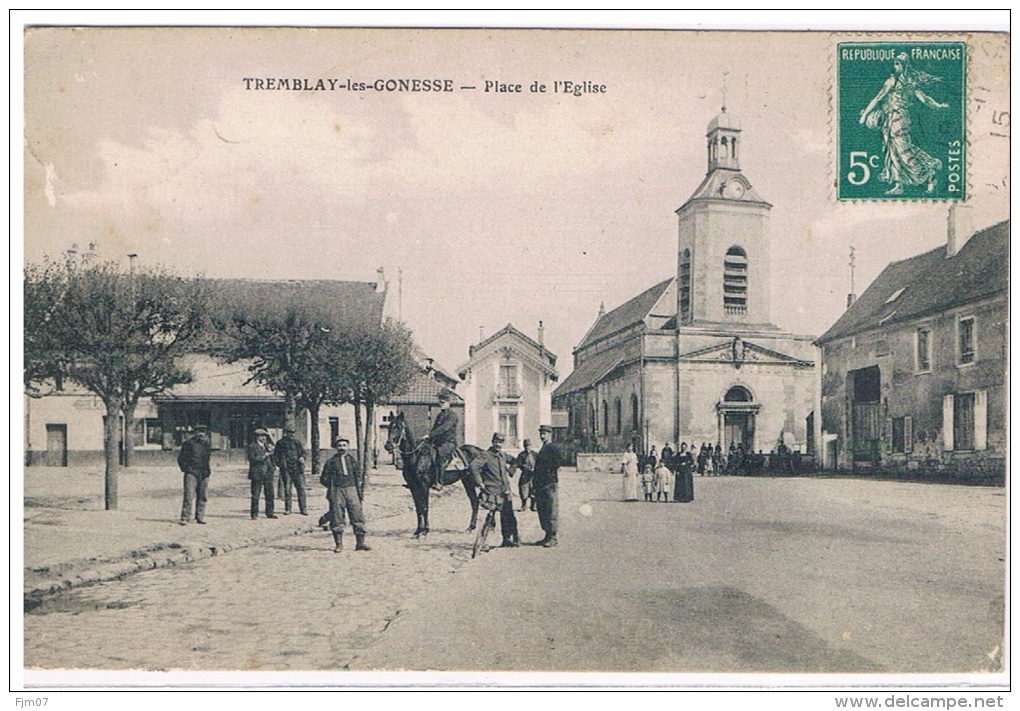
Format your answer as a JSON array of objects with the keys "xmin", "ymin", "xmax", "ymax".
[{"xmin": 424, "ymin": 387, "xmax": 460, "ymax": 491}]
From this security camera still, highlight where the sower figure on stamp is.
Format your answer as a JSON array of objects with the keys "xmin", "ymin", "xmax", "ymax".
[
  {"xmin": 859, "ymin": 51, "xmax": 948, "ymax": 196},
  {"xmin": 274, "ymin": 426, "xmax": 308, "ymax": 515},
  {"xmin": 247, "ymin": 429, "xmax": 277, "ymax": 519},
  {"xmin": 532, "ymin": 424, "xmax": 566, "ymax": 548},
  {"xmin": 320, "ymin": 437, "xmax": 370, "ymax": 553},
  {"xmin": 512, "ymin": 438, "xmax": 537, "ymax": 512},
  {"xmin": 425, "ymin": 387, "xmax": 459, "ymax": 492},
  {"xmin": 469, "ymin": 432, "xmax": 519, "ymax": 548},
  {"xmin": 178, "ymin": 425, "xmax": 211, "ymax": 525}
]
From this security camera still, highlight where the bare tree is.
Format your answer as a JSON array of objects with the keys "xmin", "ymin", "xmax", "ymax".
[{"xmin": 23, "ymin": 254, "xmax": 207, "ymax": 509}]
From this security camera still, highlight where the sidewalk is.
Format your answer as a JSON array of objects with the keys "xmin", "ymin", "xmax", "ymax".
[{"xmin": 22, "ymin": 463, "xmax": 415, "ymax": 606}]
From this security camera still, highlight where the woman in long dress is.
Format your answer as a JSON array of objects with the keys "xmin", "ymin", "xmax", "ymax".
[
  {"xmin": 859, "ymin": 52, "xmax": 949, "ymax": 195},
  {"xmin": 620, "ymin": 443, "xmax": 640, "ymax": 501}
]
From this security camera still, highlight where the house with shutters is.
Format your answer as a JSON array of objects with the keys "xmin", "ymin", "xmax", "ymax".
[
  {"xmin": 815, "ymin": 209, "xmax": 1007, "ymax": 481},
  {"xmin": 457, "ymin": 323, "xmax": 558, "ymax": 454}
]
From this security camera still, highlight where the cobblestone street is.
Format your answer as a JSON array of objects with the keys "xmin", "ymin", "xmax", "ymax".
[{"xmin": 24, "ymin": 466, "xmax": 1005, "ymax": 678}]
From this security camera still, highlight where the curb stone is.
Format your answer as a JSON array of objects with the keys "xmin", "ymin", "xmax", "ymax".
[{"xmin": 24, "ymin": 524, "xmax": 320, "ymax": 607}]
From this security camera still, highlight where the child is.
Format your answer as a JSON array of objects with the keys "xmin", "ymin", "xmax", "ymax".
[
  {"xmin": 655, "ymin": 460, "xmax": 672, "ymax": 502},
  {"xmin": 641, "ymin": 460, "xmax": 656, "ymax": 501}
]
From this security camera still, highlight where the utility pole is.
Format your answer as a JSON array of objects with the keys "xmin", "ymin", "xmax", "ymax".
[{"xmin": 846, "ymin": 245, "xmax": 857, "ymax": 308}]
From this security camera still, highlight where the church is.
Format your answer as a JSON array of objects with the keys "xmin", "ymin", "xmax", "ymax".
[{"xmin": 553, "ymin": 109, "xmax": 817, "ymax": 458}]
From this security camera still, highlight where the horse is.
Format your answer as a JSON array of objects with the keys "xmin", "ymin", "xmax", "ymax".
[{"xmin": 384, "ymin": 411, "xmax": 483, "ymax": 538}]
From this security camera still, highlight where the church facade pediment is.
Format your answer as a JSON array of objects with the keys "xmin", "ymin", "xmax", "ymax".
[{"xmin": 680, "ymin": 337, "xmax": 813, "ymax": 369}]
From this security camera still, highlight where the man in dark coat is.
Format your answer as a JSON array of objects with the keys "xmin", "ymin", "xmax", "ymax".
[
  {"xmin": 247, "ymin": 429, "xmax": 277, "ymax": 519},
  {"xmin": 178, "ymin": 425, "xmax": 212, "ymax": 525},
  {"xmin": 469, "ymin": 432, "xmax": 519, "ymax": 548},
  {"xmin": 426, "ymin": 388, "xmax": 459, "ymax": 491},
  {"xmin": 273, "ymin": 426, "xmax": 308, "ymax": 515},
  {"xmin": 511, "ymin": 438, "xmax": 537, "ymax": 512},
  {"xmin": 532, "ymin": 424, "xmax": 566, "ymax": 548},
  {"xmin": 320, "ymin": 438, "xmax": 370, "ymax": 553}
]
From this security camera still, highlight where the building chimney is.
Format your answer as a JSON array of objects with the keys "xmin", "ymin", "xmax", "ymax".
[
  {"xmin": 846, "ymin": 293, "xmax": 857, "ymax": 308},
  {"xmin": 946, "ymin": 204, "xmax": 973, "ymax": 258},
  {"xmin": 598, "ymin": 301, "xmax": 606, "ymax": 319},
  {"xmin": 538, "ymin": 320, "xmax": 545, "ymax": 347},
  {"xmin": 375, "ymin": 267, "xmax": 387, "ymax": 293}
]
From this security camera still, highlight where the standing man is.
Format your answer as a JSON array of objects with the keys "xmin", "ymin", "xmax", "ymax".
[
  {"xmin": 512, "ymin": 438, "xmax": 537, "ymax": 512},
  {"xmin": 247, "ymin": 429, "xmax": 278, "ymax": 520},
  {"xmin": 177, "ymin": 425, "xmax": 211, "ymax": 525},
  {"xmin": 274, "ymin": 426, "xmax": 308, "ymax": 516},
  {"xmin": 469, "ymin": 432, "xmax": 519, "ymax": 548},
  {"xmin": 425, "ymin": 387, "xmax": 459, "ymax": 491},
  {"xmin": 532, "ymin": 424, "xmax": 566, "ymax": 548},
  {"xmin": 320, "ymin": 438, "xmax": 370, "ymax": 553}
]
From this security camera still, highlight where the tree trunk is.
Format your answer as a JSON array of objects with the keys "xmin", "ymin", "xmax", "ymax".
[
  {"xmin": 103, "ymin": 405, "xmax": 122, "ymax": 510},
  {"xmin": 122, "ymin": 401, "xmax": 136, "ymax": 468},
  {"xmin": 308, "ymin": 402, "xmax": 322, "ymax": 476},
  {"xmin": 353, "ymin": 395, "xmax": 364, "ymax": 470},
  {"xmin": 285, "ymin": 391, "xmax": 297, "ymax": 430},
  {"xmin": 364, "ymin": 396, "xmax": 375, "ymax": 490}
]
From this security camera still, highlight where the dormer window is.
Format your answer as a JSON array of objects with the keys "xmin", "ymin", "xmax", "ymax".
[{"xmin": 885, "ymin": 287, "xmax": 906, "ymax": 304}]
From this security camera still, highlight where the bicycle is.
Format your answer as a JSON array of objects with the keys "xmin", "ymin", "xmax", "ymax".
[{"xmin": 471, "ymin": 506, "xmax": 498, "ymax": 558}]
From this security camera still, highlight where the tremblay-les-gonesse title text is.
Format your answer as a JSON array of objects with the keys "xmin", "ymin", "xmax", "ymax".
[{"xmin": 242, "ymin": 77, "xmax": 607, "ymax": 96}]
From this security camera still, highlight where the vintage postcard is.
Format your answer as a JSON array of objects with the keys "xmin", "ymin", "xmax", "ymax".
[{"xmin": 17, "ymin": 18, "xmax": 1010, "ymax": 698}]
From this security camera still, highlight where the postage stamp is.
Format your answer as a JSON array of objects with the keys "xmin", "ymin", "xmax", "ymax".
[{"xmin": 837, "ymin": 42, "xmax": 967, "ymax": 201}]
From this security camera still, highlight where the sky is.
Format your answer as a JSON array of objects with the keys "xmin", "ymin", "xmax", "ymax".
[{"xmin": 20, "ymin": 16, "xmax": 1011, "ymax": 379}]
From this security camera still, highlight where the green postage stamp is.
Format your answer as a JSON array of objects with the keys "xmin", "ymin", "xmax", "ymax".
[{"xmin": 837, "ymin": 42, "xmax": 966, "ymax": 201}]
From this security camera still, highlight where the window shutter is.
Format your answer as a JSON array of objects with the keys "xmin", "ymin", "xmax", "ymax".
[
  {"xmin": 884, "ymin": 417, "xmax": 893, "ymax": 453},
  {"xmin": 904, "ymin": 416, "xmax": 913, "ymax": 454},
  {"xmin": 942, "ymin": 395, "xmax": 954, "ymax": 451},
  {"xmin": 975, "ymin": 390, "xmax": 988, "ymax": 451}
]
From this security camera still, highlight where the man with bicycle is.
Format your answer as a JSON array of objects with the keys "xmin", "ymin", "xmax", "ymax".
[{"xmin": 468, "ymin": 432, "xmax": 519, "ymax": 548}]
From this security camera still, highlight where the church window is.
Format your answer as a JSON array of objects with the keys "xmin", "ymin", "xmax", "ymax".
[
  {"xmin": 724, "ymin": 386, "xmax": 752, "ymax": 402},
  {"xmin": 631, "ymin": 393, "xmax": 640, "ymax": 432},
  {"xmin": 614, "ymin": 397, "xmax": 622, "ymax": 435},
  {"xmin": 679, "ymin": 249, "xmax": 692, "ymax": 323},
  {"xmin": 724, "ymin": 246, "xmax": 748, "ymax": 315},
  {"xmin": 589, "ymin": 403, "xmax": 596, "ymax": 434},
  {"xmin": 602, "ymin": 400, "xmax": 609, "ymax": 436}
]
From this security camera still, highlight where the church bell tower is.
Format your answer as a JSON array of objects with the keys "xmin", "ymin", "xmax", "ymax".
[{"xmin": 676, "ymin": 108, "xmax": 773, "ymax": 327}]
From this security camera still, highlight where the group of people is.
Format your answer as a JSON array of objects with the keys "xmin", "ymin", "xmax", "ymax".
[
  {"xmin": 243, "ymin": 426, "xmax": 309, "ymax": 520},
  {"xmin": 621, "ymin": 442, "xmax": 699, "ymax": 503},
  {"xmin": 467, "ymin": 425, "xmax": 566, "ymax": 550},
  {"xmin": 614, "ymin": 440, "xmax": 802, "ymax": 501},
  {"xmin": 176, "ymin": 425, "xmax": 371, "ymax": 552},
  {"xmin": 424, "ymin": 388, "xmax": 564, "ymax": 549},
  {"xmin": 176, "ymin": 397, "xmax": 568, "ymax": 553}
]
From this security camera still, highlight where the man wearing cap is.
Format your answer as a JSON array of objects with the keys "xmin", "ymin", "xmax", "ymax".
[
  {"xmin": 274, "ymin": 426, "xmax": 308, "ymax": 515},
  {"xmin": 177, "ymin": 425, "xmax": 211, "ymax": 525},
  {"xmin": 533, "ymin": 424, "xmax": 566, "ymax": 547},
  {"xmin": 247, "ymin": 429, "xmax": 278, "ymax": 520},
  {"xmin": 468, "ymin": 432, "xmax": 519, "ymax": 548},
  {"xmin": 319, "ymin": 438, "xmax": 370, "ymax": 552},
  {"xmin": 511, "ymin": 438, "xmax": 537, "ymax": 512},
  {"xmin": 425, "ymin": 387, "xmax": 460, "ymax": 491}
]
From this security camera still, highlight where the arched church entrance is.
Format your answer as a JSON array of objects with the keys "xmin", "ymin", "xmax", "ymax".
[{"xmin": 717, "ymin": 385, "xmax": 760, "ymax": 451}]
